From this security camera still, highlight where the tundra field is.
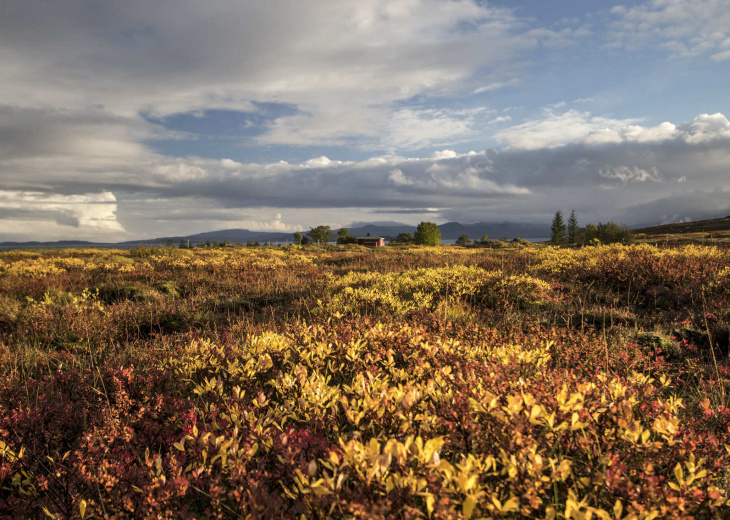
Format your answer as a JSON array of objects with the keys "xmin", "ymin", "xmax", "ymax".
[{"xmin": 1, "ymin": 243, "xmax": 730, "ymax": 519}]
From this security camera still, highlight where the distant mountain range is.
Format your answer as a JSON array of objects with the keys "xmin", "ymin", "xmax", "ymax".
[
  {"xmin": 12, "ymin": 215, "xmax": 730, "ymax": 250},
  {"xmin": 0, "ymin": 221, "xmax": 551, "ymax": 249},
  {"xmin": 130, "ymin": 221, "xmax": 552, "ymax": 244}
]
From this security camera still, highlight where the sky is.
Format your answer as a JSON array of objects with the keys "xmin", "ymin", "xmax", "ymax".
[{"xmin": 1, "ymin": 0, "xmax": 730, "ymax": 241}]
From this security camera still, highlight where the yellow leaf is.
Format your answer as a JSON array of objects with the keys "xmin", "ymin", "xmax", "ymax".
[
  {"xmin": 311, "ymin": 484, "xmax": 331, "ymax": 496},
  {"xmin": 502, "ymin": 496, "xmax": 520, "ymax": 512},
  {"xmin": 641, "ymin": 430, "xmax": 651, "ymax": 444},
  {"xmin": 79, "ymin": 499, "xmax": 87, "ymax": 519},
  {"xmin": 613, "ymin": 499, "xmax": 623, "ymax": 519},
  {"xmin": 529, "ymin": 405, "xmax": 543, "ymax": 423},
  {"xmin": 593, "ymin": 509, "xmax": 612, "ymax": 520},
  {"xmin": 423, "ymin": 437, "xmax": 444, "ymax": 463},
  {"xmin": 425, "ymin": 493, "xmax": 435, "ymax": 518},
  {"xmin": 462, "ymin": 496, "xmax": 477, "ymax": 520},
  {"xmin": 461, "ymin": 474, "xmax": 478, "ymax": 492},
  {"xmin": 546, "ymin": 506, "xmax": 556, "ymax": 520},
  {"xmin": 674, "ymin": 463, "xmax": 684, "ymax": 486}
]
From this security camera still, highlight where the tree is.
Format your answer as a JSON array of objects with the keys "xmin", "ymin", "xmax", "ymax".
[
  {"xmin": 308, "ymin": 225, "xmax": 332, "ymax": 245},
  {"xmin": 597, "ymin": 222, "xmax": 634, "ymax": 244},
  {"xmin": 293, "ymin": 231, "xmax": 303, "ymax": 245},
  {"xmin": 179, "ymin": 238, "xmax": 187, "ymax": 249},
  {"xmin": 577, "ymin": 221, "xmax": 634, "ymax": 245},
  {"xmin": 550, "ymin": 211, "xmax": 567, "ymax": 245},
  {"xmin": 455, "ymin": 234, "xmax": 471, "ymax": 246},
  {"xmin": 336, "ymin": 228, "xmax": 357, "ymax": 245},
  {"xmin": 414, "ymin": 221, "xmax": 441, "ymax": 246},
  {"xmin": 579, "ymin": 224, "xmax": 598, "ymax": 245},
  {"xmin": 480, "ymin": 234, "xmax": 489, "ymax": 244},
  {"xmin": 567, "ymin": 210, "xmax": 578, "ymax": 244},
  {"xmin": 393, "ymin": 232, "xmax": 413, "ymax": 244}
]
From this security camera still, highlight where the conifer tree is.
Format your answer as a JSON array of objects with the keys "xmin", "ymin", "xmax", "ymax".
[
  {"xmin": 551, "ymin": 211, "xmax": 567, "ymax": 245},
  {"xmin": 567, "ymin": 209, "xmax": 578, "ymax": 244}
]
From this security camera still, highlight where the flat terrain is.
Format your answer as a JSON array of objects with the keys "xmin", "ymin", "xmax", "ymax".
[{"xmin": 1, "ymin": 244, "xmax": 729, "ymax": 518}]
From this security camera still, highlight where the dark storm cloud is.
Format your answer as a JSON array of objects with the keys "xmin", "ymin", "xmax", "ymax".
[{"xmin": 0, "ymin": 105, "xmax": 178, "ymax": 161}]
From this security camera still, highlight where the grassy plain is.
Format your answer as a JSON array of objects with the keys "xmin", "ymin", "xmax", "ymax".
[{"xmin": 1, "ymin": 243, "xmax": 729, "ymax": 519}]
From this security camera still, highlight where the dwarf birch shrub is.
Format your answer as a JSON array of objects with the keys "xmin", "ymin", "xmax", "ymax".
[{"xmin": 0, "ymin": 245, "xmax": 728, "ymax": 518}]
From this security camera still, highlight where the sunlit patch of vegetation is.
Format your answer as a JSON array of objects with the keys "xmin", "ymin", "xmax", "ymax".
[{"xmin": 0, "ymin": 244, "xmax": 729, "ymax": 518}]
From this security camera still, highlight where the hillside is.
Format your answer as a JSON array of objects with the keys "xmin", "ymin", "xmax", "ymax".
[{"xmin": 635, "ymin": 215, "xmax": 730, "ymax": 236}]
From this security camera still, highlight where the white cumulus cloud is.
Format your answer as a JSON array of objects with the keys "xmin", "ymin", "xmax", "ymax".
[
  {"xmin": 0, "ymin": 190, "xmax": 125, "ymax": 241},
  {"xmin": 496, "ymin": 111, "xmax": 730, "ymax": 150}
]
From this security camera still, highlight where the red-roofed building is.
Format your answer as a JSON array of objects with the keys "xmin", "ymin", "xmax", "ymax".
[{"xmin": 356, "ymin": 233, "xmax": 385, "ymax": 247}]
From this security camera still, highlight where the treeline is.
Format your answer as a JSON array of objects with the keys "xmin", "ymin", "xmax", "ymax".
[
  {"xmin": 551, "ymin": 210, "xmax": 634, "ymax": 246},
  {"xmin": 294, "ymin": 222, "xmax": 444, "ymax": 246},
  {"xmin": 163, "ymin": 214, "xmax": 634, "ymax": 250},
  {"xmin": 164, "ymin": 239, "xmax": 266, "ymax": 249}
]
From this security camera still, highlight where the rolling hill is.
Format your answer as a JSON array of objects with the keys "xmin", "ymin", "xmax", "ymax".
[{"xmin": 634, "ymin": 215, "xmax": 730, "ymax": 235}]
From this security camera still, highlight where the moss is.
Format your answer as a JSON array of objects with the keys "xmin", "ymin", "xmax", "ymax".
[
  {"xmin": 0, "ymin": 295, "xmax": 21, "ymax": 326},
  {"xmin": 155, "ymin": 281, "xmax": 181, "ymax": 299},
  {"xmin": 99, "ymin": 283, "xmax": 163, "ymax": 303},
  {"xmin": 107, "ymin": 254, "xmax": 135, "ymax": 265},
  {"xmin": 636, "ymin": 331, "xmax": 683, "ymax": 360}
]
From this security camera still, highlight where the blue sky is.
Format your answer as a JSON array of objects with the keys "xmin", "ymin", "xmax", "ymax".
[{"xmin": 1, "ymin": 0, "xmax": 730, "ymax": 240}]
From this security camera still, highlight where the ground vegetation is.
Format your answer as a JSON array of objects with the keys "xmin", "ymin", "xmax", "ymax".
[{"xmin": 0, "ymin": 243, "xmax": 729, "ymax": 518}]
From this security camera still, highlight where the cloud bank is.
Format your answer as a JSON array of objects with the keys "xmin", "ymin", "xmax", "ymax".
[{"xmin": 2, "ymin": 109, "xmax": 729, "ymax": 240}]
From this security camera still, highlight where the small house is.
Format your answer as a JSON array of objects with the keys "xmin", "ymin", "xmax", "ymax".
[{"xmin": 356, "ymin": 233, "xmax": 385, "ymax": 247}]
